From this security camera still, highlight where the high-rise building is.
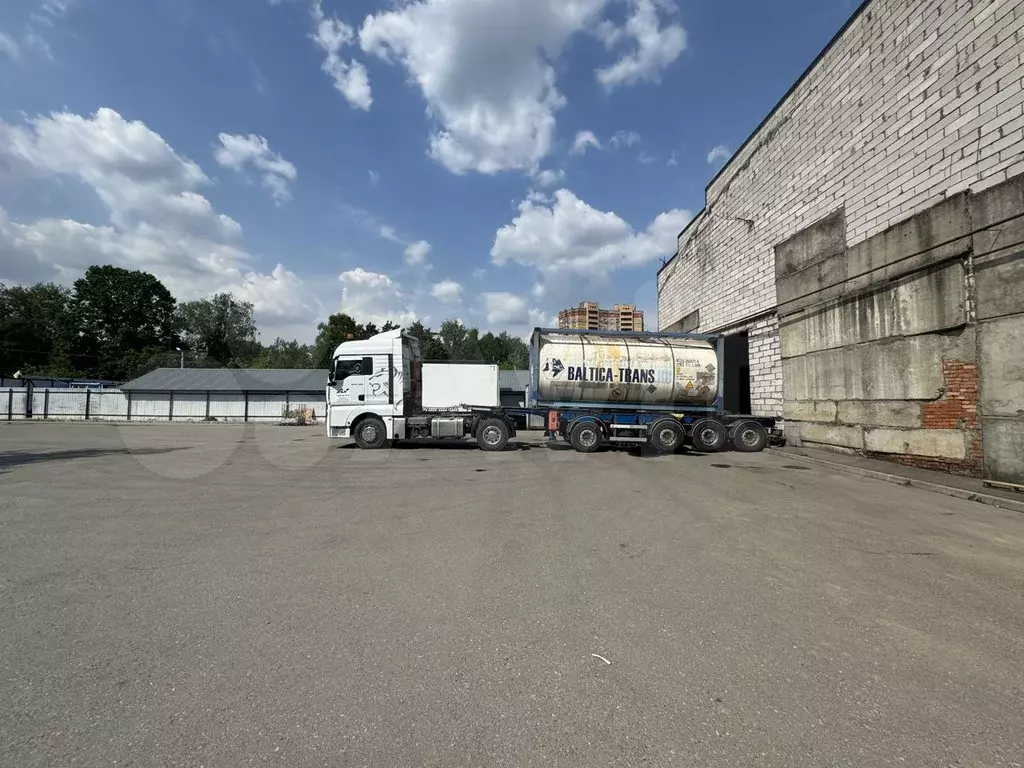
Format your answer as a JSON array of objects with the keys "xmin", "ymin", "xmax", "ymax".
[{"xmin": 557, "ymin": 302, "xmax": 644, "ymax": 332}]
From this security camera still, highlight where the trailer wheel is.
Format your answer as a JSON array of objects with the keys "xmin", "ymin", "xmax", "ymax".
[
  {"xmin": 353, "ymin": 416, "xmax": 388, "ymax": 449},
  {"xmin": 649, "ymin": 419, "xmax": 684, "ymax": 454},
  {"xmin": 477, "ymin": 418, "xmax": 510, "ymax": 452},
  {"xmin": 569, "ymin": 421, "xmax": 602, "ymax": 453},
  {"xmin": 731, "ymin": 421, "xmax": 768, "ymax": 452},
  {"xmin": 690, "ymin": 419, "xmax": 727, "ymax": 453}
]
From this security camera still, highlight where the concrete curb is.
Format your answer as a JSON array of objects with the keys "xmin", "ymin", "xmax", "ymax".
[{"xmin": 768, "ymin": 448, "xmax": 1024, "ymax": 515}]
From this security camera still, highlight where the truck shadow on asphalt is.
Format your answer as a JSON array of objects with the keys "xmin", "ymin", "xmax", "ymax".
[
  {"xmin": 336, "ymin": 441, "xmax": 533, "ymax": 451},
  {"xmin": 0, "ymin": 447, "xmax": 184, "ymax": 473}
]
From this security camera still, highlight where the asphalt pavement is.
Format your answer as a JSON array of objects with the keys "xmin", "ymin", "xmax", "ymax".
[{"xmin": 1, "ymin": 423, "xmax": 1022, "ymax": 767}]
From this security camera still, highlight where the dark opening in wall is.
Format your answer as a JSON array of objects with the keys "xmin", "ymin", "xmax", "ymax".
[{"xmin": 724, "ymin": 332, "xmax": 751, "ymax": 415}]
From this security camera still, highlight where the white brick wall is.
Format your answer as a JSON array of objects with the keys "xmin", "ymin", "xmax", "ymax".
[{"xmin": 659, "ymin": 0, "xmax": 1024, "ymax": 419}]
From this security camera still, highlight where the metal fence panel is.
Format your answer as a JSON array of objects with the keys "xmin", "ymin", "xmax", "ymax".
[
  {"xmin": 132, "ymin": 393, "xmax": 172, "ymax": 420},
  {"xmin": 208, "ymin": 394, "xmax": 246, "ymax": 419},
  {"xmin": 93, "ymin": 391, "xmax": 129, "ymax": 420},
  {"xmin": 173, "ymin": 393, "xmax": 207, "ymax": 420}
]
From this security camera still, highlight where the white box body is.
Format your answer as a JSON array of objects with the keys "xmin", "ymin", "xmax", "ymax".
[{"xmin": 421, "ymin": 363, "xmax": 499, "ymax": 411}]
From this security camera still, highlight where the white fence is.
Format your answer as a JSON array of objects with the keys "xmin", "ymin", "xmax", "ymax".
[{"xmin": 2, "ymin": 388, "xmax": 324, "ymax": 423}]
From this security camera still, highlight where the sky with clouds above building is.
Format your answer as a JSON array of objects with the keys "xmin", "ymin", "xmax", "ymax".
[{"xmin": 0, "ymin": 0, "xmax": 854, "ymax": 341}]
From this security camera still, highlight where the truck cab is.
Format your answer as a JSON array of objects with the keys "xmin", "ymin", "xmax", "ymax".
[{"xmin": 326, "ymin": 329, "xmax": 514, "ymax": 450}]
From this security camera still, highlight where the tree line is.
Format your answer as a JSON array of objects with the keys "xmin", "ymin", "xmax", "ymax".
[{"xmin": 1, "ymin": 264, "xmax": 530, "ymax": 382}]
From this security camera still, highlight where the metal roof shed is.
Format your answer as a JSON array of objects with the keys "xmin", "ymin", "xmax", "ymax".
[{"xmin": 120, "ymin": 368, "xmax": 326, "ymax": 393}]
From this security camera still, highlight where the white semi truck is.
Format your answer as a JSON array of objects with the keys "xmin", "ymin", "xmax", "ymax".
[{"xmin": 326, "ymin": 327, "xmax": 780, "ymax": 453}]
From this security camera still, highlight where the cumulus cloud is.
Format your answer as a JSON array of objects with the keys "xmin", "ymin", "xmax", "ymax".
[
  {"xmin": 570, "ymin": 130, "xmax": 601, "ymax": 154},
  {"xmin": 354, "ymin": 0, "xmax": 683, "ymax": 174},
  {"xmin": 403, "ymin": 239, "xmax": 432, "ymax": 266},
  {"xmin": 532, "ymin": 168, "xmax": 564, "ymax": 187},
  {"xmin": 595, "ymin": 0, "xmax": 686, "ymax": 89},
  {"xmin": 481, "ymin": 292, "xmax": 529, "ymax": 325},
  {"xmin": 339, "ymin": 267, "xmax": 416, "ymax": 327},
  {"xmin": 311, "ymin": 0, "xmax": 372, "ymax": 110},
  {"xmin": 215, "ymin": 133, "xmax": 297, "ymax": 203},
  {"xmin": 491, "ymin": 189, "xmax": 691, "ymax": 281},
  {"xmin": 431, "ymin": 279, "xmax": 463, "ymax": 304},
  {"xmin": 0, "ymin": 108, "xmax": 320, "ymax": 337},
  {"xmin": 707, "ymin": 145, "xmax": 731, "ymax": 164}
]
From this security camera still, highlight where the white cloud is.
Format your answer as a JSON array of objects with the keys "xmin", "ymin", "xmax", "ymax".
[
  {"xmin": 707, "ymin": 145, "xmax": 731, "ymax": 164},
  {"xmin": 481, "ymin": 292, "xmax": 529, "ymax": 325},
  {"xmin": 339, "ymin": 267, "xmax": 416, "ymax": 327},
  {"xmin": 570, "ymin": 130, "xmax": 601, "ymax": 154},
  {"xmin": 667, "ymin": 150, "xmax": 678, "ymax": 167},
  {"xmin": 368, "ymin": 169, "xmax": 380, "ymax": 184},
  {"xmin": 359, "ymin": 0, "xmax": 612, "ymax": 175},
  {"xmin": 311, "ymin": 0, "xmax": 372, "ymax": 110},
  {"xmin": 404, "ymin": 239, "xmax": 432, "ymax": 266},
  {"xmin": 491, "ymin": 188, "xmax": 691, "ymax": 280},
  {"xmin": 638, "ymin": 151, "xmax": 657, "ymax": 165},
  {"xmin": 431, "ymin": 279, "xmax": 463, "ymax": 303},
  {"xmin": 0, "ymin": 32, "xmax": 20, "ymax": 60},
  {"xmin": 595, "ymin": 0, "xmax": 686, "ymax": 89},
  {"xmin": 472, "ymin": 267, "xmax": 487, "ymax": 280},
  {"xmin": 0, "ymin": 108, "xmax": 320, "ymax": 338},
  {"xmin": 532, "ymin": 168, "xmax": 564, "ymax": 187},
  {"xmin": 609, "ymin": 129, "xmax": 641, "ymax": 148},
  {"xmin": 214, "ymin": 133, "xmax": 297, "ymax": 204},
  {"xmin": 378, "ymin": 225, "xmax": 402, "ymax": 243}
]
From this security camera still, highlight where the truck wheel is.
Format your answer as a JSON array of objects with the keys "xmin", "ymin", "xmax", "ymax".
[
  {"xmin": 569, "ymin": 421, "xmax": 602, "ymax": 453},
  {"xmin": 690, "ymin": 419, "xmax": 727, "ymax": 453},
  {"xmin": 649, "ymin": 419, "xmax": 684, "ymax": 453},
  {"xmin": 732, "ymin": 421, "xmax": 768, "ymax": 452},
  {"xmin": 354, "ymin": 416, "xmax": 388, "ymax": 449},
  {"xmin": 477, "ymin": 418, "xmax": 510, "ymax": 451}
]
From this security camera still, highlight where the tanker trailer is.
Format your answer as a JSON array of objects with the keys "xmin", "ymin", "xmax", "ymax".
[{"xmin": 528, "ymin": 328, "xmax": 779, "ymax": 454}]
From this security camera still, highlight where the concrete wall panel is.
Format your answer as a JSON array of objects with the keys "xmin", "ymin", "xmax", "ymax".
[
  {"xmin": 799, "ymin": 423, "xmax": 864, "ymax": 450},
  {"xmin": 982, "ymin": 418, "xmax": 1024, "ymax": 484},
  {"xmin": 784, "ymin": 331, "xmax": 974, "ymax": 402},
  {"xmin": 783, "ymin": 400, "xmax": 837, "ymax": 422},
  {"xmin": 864, "ymin": 428, "xmax": 967, "ymax": 459},
  {"xmin": 838, "ymin": 401, "xmax": 923, "ymax": 428},
  {"xmin": 978, "ymin": 315, "xmax": 1024, "ymax": 418},
  {"xmin": 780, "ymin": 262, "xmax": 966, "ymax": 358}
]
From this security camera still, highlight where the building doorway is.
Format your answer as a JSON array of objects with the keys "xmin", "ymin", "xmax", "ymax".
[{"xmin": 723, "ymin": 332, "xmax": 751, "ymax": 414}]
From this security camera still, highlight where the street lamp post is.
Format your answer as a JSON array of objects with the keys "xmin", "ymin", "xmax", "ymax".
[{"xmin": 175, "ymin": 347, "xmax": 184, "ymax": 369}]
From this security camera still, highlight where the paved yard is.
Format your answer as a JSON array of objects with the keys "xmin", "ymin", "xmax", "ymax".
[{"xmin": 1, "ymin": 423, "xmax": 1022, "ymax": 767}]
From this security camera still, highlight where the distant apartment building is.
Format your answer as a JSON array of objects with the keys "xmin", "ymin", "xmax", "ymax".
[{"xmin": 557, "ymin": 302, "xmax": 644, "ymax": 332}]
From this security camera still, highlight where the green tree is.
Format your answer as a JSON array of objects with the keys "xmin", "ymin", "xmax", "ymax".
[
  {"xmin": 73, "ymin": 265, "xmax": 177, "ymax": 380},
  {"xmin": 313, "ymin": 312, "xmax": 361, "ymax": 368},
  {"xmin": 405, "ymin": 321, "xmax": 447, "ymax": 360},
  {"xmin": 381, "ymin": 320, "xmax": 399, "ymax": 332},
  {"xmin": 253, "ymin": 338, "xmax": 315, "ymax": 369},
  {"xmin": 177, "ymin": 293, "xmax": 259, "ymax": 367},
  {"xmin": 461, "ymin": 328, "xmax": 483, "ymax": 361},
  {"xmin": 439, "ymin": 318, "xmax": 469, "ymax": 359},
  {"xmin": 499, "ymin": 332, "xmax": 530, "ymax": 370},
  {"xmin": 478, "ymin": 331, "xmax": 506, "ymax": 366},
  {"xmin": 0, "ymin": 282, "xmax": 81, "ymax": 376}
]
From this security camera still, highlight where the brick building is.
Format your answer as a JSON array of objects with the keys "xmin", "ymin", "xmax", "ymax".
[
  {"xmin": 558, "ymin": 302, "xmax": 645, "ymax": 332},
  {"xmin": 657, "ymin": 0, "xmax": 1024, "ymax": 483}
]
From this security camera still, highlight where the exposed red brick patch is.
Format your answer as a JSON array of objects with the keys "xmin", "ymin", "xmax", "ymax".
[{"xmin": 910, "ymin": 359, "xmax": 983, "ymax": 475}]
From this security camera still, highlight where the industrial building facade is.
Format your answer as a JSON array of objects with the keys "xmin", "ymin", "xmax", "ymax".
[
  {"xmin": 558, "ymin": 302, "xmax": 645, "ymax": 331},
  {"xmin": 658, "ymin": 0, "xmax": 1024, "ymax": 482}
]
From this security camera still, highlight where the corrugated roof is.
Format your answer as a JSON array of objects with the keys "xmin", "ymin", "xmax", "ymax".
[{"xmin": 121, "ymin": 368, "xmax": 327, "ymax": 392}]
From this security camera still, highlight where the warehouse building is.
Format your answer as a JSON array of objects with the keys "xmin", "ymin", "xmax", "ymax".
[{"xmin": 658, "ymin": 0, "xmax": 1024, "ymax": 484}]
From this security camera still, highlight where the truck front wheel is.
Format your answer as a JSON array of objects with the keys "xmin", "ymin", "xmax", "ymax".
[
  {"xmin": 477, "ymin": 418, "xmax": 510, "ymax": 451},
  {"xmin": 353, "ymin": 416, "xmax": 388, "ymax": 449}
]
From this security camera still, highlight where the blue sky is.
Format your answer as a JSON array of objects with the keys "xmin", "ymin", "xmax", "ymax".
[{"xmin": 0, "ymin": 0, "xmax": 854, "ymax": 341}]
